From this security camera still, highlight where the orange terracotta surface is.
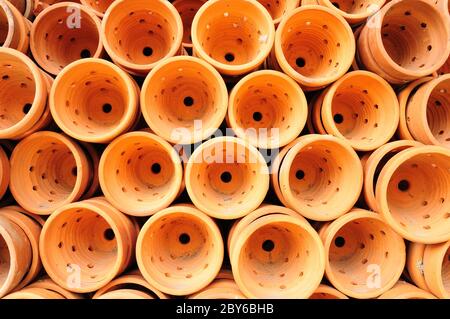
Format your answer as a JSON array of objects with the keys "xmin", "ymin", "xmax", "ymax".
[{"xmin": 0, "ymin": 0, "xmax": 30, "ymax": 53}]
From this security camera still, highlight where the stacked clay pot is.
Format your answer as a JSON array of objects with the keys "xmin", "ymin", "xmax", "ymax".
[{"xmin": 0, "ymin": 0, "xmax": 449, "ymax": 300}]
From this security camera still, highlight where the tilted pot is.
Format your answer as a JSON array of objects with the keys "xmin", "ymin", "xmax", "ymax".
[
  {"xmin": 271, "ymin": 134, "xmax": 363, "ymax": 221},
  {"xmin": 3, "ymin": 287, "xmax": 65, "ymax": 299},
  {"xmin": 172, "ymin": 0, "xmax": 207, "ymax": 49},
  {"xmin": 140, "ymin": 56, "xmax": 228, "ymax": 145},
  {"xmin": 50, "ymin": 58, "xmax": 140, "ymax": 143},
  {"xmin": 228, "ymin": 70, "xmax": 307, "ymax": 149},
  {"xmin": 316, "ymin": 0, "xmax": 386, "ymax": 24},
  {"xmin": 9, "ymin": 131, "xmax": 92, "ymax": 215},
  {"xmin": 25, "ymin": 276, "xmax": 83, "ymax": 299},
  {"xmin": 309, "ymin": 284, "xmax": 348, "ymax": 299},
  {"xmin": 102, "ymin": 0, "xmax": 183, "ymax": 76},
  {"xmin": 7, "ymin": 0, "xmax": 34, "ymax": 18},
  {"xmin": 0, "ymin": 0, "xmax": 30, "ymax": 53},
  {"xmin": 80, "ymin": 0, "xmax": 113, "ymax": 17},
  {"xmin": 378, "ymin": 281, "xmax": 436, "ymax": 299},
  {"xmin": 185, "ymin": 136, "xmax": 269, "ymax": 219},
  {"xmin": 423, "ymin": 240, "xmax": 450, "ymax": 298},
  {"xmin": 191, "ymin": 0, "xmax": 275, "ymax": 76},
  {"xmin": 407, "ymin": 242, "xmax": 429, "ymax": 291},
  {"xmin": 257, "ymin": 0, "xmax": 301, "ymax": 24},
  {"xmin": 320, "ymin": 209, "xmax": 406, "ymax": 299},
  {"xmin": 30, "ymin": 2, "xmax": 103, "ymax": 75},
  {"xmin": 136, "ymin": 204, "xmax": 223, "ymax": 296}
]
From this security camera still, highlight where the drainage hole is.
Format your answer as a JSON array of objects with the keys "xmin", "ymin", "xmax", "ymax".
[
  {"xmin": 102, "ymin": 103, "xmax": 112, "ymax": 113},
  {"xmin": 262, "ymin": 239, "xmax": 275, "ymax": 252},
  {"xmin": 220, "ymin": 171, "xmax": 232, "ymax": 183},
  {"xmin": 23, "ymin": 103, "xmax": 32, "ymax": 114},
  {"xmin": 80, "ymin": 49, "xmax": 91, "ymax": 58},
  {"xmin": 225, "ymin": 52, "xmax": 235, "ymax": 62},
  {"xmin": 295, "ymin": 169, "xmax": 305, "ymax": 180},
  {"xmin": 183, "ymin": 96, "xmax": 194, "ymax": 107},
  {"xmin": 253, "ymin": 111, "xmax": 262, "ymax": 121},
  {"xmin": 334, "ymin": 113, "xmax": 344, "ymax": 124},
  {"xmin": 179, "ymin": 233, "xmax": 190, "ymax": 244},
  {"xmin": 104, "ymin": 228, "xmax": 115, "ymax": 241},
  {"xmin": 296, "ymin": 57, "xmax": 306, "ymax": 68},
  {"xmin": 143, "ymin": 46, "xmax": 153, "ymax": 56},
  {"xmin": 398, "ymin": 179, "xmax": 410, "ymax": 192},
  {"xmin": 334, "ymin": 236, "xmax": 345, "ymax": 247}
]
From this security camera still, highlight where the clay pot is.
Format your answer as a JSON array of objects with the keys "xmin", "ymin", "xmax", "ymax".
[
  {"xmin": 185, "ymin": 136, "xmax": 269, "ymax": 219},
  {"xmin": 316, "ymin": 0, "xmax": 386, "ymax": 24},
  {"xmin": 141, "ymin": 56, "xmax": 228, "ymax": 145},
  {"xmin": 7, "ymin": 0, "xmax": 34, "ymax": 19},
  {"xmin": 404, "ymin": 74, "xmax": 450, "ymax": 148},
  {"xmin": 407, "ymin": 242, "xmax": 429, "ymax": 291},
  {"xmin": 272, "ymin": 5, "xmax": 355, "ymax": 90},
  {"xmin": 79, "ymin": 141, "xmax": 99, "ymax": 199},
  {"xmin": 96, "ymin": 289, "xmax": 154, "ymax": 299},
  {"xmin": 228, "ymin": 70, "xmax": 307, "ymax": 149},
  {"xmin": 191, "ymin": 0, "xmax": 275, "ymax": 76},
  {"xmin": 0, "ymin": 206, "xmax": 42, "ymax": 290},
  {"xmin": 172, "ymin": 0, "xmax": 207, "ymax": 49},
  {"xmin": 309, "ymin": 284, "xmax": 348, "ymax": 299},
  {"xmin": 0, "ymin": 0, "xmax": 30, "ymax": 53},
  {"xmin": 189, "ymin": 278, "xmax": 246, "ymax": 299},
  {"xmin": 0, "ymin": 145, "xmax": 9, "ymax": 200},
  {"xmin": 0, "ymin": 215, "xmax": 32, "ymax": 298},
  {"xmin": 313, "ymin": 71, "xmax": 399, "ymax": 151},
  {"xmin": 33, "ymin": 0, "xmax": 80, "ymax": 14},
  {"xmin": 378, "ymin": 281, "xmax": 436, "ymax": 299},
  {"xmin": 39, "ymin": 198, "xmax": 137, "ymax": 293},
  {"xmin": 102, "ymin": 0, "xmax": 183, "ymax": 76},
  {"xmin": 80, "ymin": 0, "xmax": 113, "ymax": 17},
  {"xmin": 9, "ymin": 131, "xmax": 91, "ymax": 215},
  {"xmin": 358, "ymin": 0, "xmax": 450, "ymax": 84},
  {"xmin": 257, "ymin": 0, "xmax": 301, "ymax": 24},
  {"xmin": 229, "ymin": 205, "xmax": 325, "ymax": 298},
  {"xmin": 3, "ymin": 287, "xmax": 65, "ymax": 299},
  {"xmin": 136, "ymin": 204, "xmax": 223, "ymax": 296},
  {"xmin": 363, "ymin": 140, "xmax": 422, "ymax": 212},
  {"xmin": 320, "ymin": 209, "xmax": 406, "ymax": 299},
  {"xmin": 375, "ymin": 145, "xmax": 450, "ymax": 244},
  {"xmin": 26, "ymin": 276, "xmax": 83, "ymax": 299},
  {"xmin": 30, "ymin": 2, "xmax": 103, "ymax": 75},
  {"xmin": 93, "ymin": 271, "xmax": 167, "ymax": 299},
  {"xmin": 50, "ymin": 58, "xmax": 140, "ymax": 143},
  {"xmin": 423, "ymin": 240, "xmax": 450, "ymax": 298},
  {"xmin": 271, "ymin": 134, "xmax": 362, "ymax": 221},
  {"xmin": 99, "ymin": 131, "xmax": 183, "ymax": 216}
]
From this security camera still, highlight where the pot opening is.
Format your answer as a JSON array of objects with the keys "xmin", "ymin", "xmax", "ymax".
[
  {"xmin": 328, "ymin": 0, "xmax": 383, "ymax": 15},
  {"xmin": 258, "ymin": 0, "xmax": 287, "ymax": 21},
  {"xmin": 0, "ymin": 5, "xmax": 10, "ymax": 46},
  {"xmin": 173, "ymin": 0, "xmax": 205, "ymax": 46}
]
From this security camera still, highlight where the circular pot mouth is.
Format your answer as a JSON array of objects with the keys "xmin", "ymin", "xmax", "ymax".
[
  {"xmin": 376, "ymin": 146, "xmax": 450, "ymax": 244},
  {"xmin": 93, "ymin": 272, "xmax": 167, "ymax": 299},
  {"xmin": 275, "ymin": 5, "xmax": 355, "ymax": 88},
  {"xmin": 378, "ymin": 281, "xmax": 436, "ymax": 299},
  {"xmin": 309, "ymin": 284, "xmax": 349, "ymax": 299},
  {"xmin": 191, "ymin": 0, "xmax": 275, "ymax": 75},
  {"xmin": 406, "ymin": 74, "xmax": 450, "ymax": 148},
  {"xmin": 0, "ymin": 0, "xmax": 15, "ymax": 48},
  {"xmin": 278, "ymin": 134, "xmax": 363, "ymax": 221},
  {"xmin": 3, "ymin": 287, "xmax": 66, "ymax": 299},
  {"xmin": 10, "ymin": 131, "xmax": 90, "ymax": 215},
  {"xmin": 173, "ymin": 0, "xmax": 207, "ymax": 48},
  {"xmin": 30, "ymin": 3, "xmax": 103, "ymax": 75},
  {"xmin": 0, "ymin": 48, "xmax": 47, "ymax": 139},
  {"xmin": 258, "ymin": 0, "xmax": 300, "ymax": 24},
  {"xmin": 228, "ymin": 70, "xmax": 307, "ymax": 149},
  {"xmin": 50, "ymin": 58, "xmax": 139, "ymax": 143},
  {"xmin": 80, "ymin": 0, "xmax": 114, "ymax": 17},
  {"xmin": 320, "ymin": 70, "xmax": 399, "ymax": 151},
  {"xmin": 373, "ymin": 0, "xmax": 450, "ymax": 78},
  {"xmin": 363, "ymin": 140, "xmax": 422, "ymax": 212},
  {"xmin": 322, "ymin": 209, "xmax": 405, "ymax": 299},
  {"xmin": 28, "ymin": 277, "xmax": 83, "ymax": 299},
  {"xmin": 99, "ymin": 131, "xmax": 183, "ymax": 216},
  {"xmin": 424, "ymin": 240, "xmax": 450, "ymax": 298},
  {"xmin": 319, "ymin": 0, "xmax": 386, "ymax": 22},
  {"xmin": 97, "ymin": 289, "xmax": 154, "ymax": 299},
  {"xmin": 230, "ymin": 213, "xmax": 325, "ymax": 298},
  {"xmin": 102, "ymin": 0, "xmax": 183, "ymax": 73},
  {"xmin": 137, "ymin": 205, "xmax": 224, "ymax": 296},
  {"xmin": 40, "ymin": 201, "xmax": 129, "ymax": 293},
  {"xmin": 141, "ymin": 56, "xmax": 228, "ymax": 145},
  {"xmin": 185, "ymin": 136, "xmax": 269, "ymax": 219}
]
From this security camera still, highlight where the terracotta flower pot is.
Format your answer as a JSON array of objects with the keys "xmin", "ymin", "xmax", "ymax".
[
  {"xmin": 136, "ymin": 204, "xmax": 223, "ymax": 296},
  {"xmin": 316, "ymin": 0, "xmax": 386, "ymax": 24},
  {"xmin": 7, "ymin": 0, "xmax": 34, "ymax": 19},
  {"xmin": 363, "ymin": 140, "xmax": 422, "ymax": 211},
  {"xmin": 3, "ymin": 287, "xmax": 65, "ymax": 299},
  {"xmin": 404, "ymin": 74, "xmax": 450, "ymax": 148},
  {"xmin": 26, "ymin": 276, "xmax": 83, "ymax": 299},
  {"xmin": 0, "ymin": 48, "xmax": 50, "ymax": 139},
  {"xmin": 99, "ymin": 131, "xmax": 183, "ymax": 216},
  {"xmin": 228, "ymin": 70, "xmax": 307, "ymax": 149},
  {"xmin": 189, "ymin": 278, "xmax": 246, "ymax": 299},
  {"xmin": 358, "ymin": 0, "xmax": 450, "ymax": 84},
  {"xmin": 30, "ymin": 2, "xmax": 103, "ymax": 75},
  {"xmin": 423, "ymin": 240, "xmax": 450, "ymax": 298},
  {"xmin": 80, "ymin": 0, "xmax": 113, "ymax": 17},
  {"xmin": 375, "ymin": 145, "xmax": 450, "ymax": 244},
  {"xmin": 378, "ymin": 281, "xmax": 436, "ymax": 299},
  {"xmin": 50, "ymin": 58, "xmax": 140, "ymax": 143},
  {"xmin": 229, "ymin": 205, "xmax": 325, "ymax": 298},
  {"xmin": 0, "ymin": 0, "xmax": 30, "ymax": 53},
  {"xmin": 191, "ymin": 0, "xmax": 275, "ymax": 76},
  {"xmin": 141, "ymin": 56, "xmax": 228, "ymax": 145},
  {"xmin": 102, "ymin": 0, "xmax": 183, "ymax": 76},
  {"xmin": 320, "ymin": 209, "xmax": 406, "ymax": 299},
  {"xmin": 0, "ymin": 145, "xmax": 9, "ymax": 200},
  {"xmin": 272, "ymin": 5, "xmax": 355, "ymax": 90},
  {"xmin": 39, "ymin": 198, "xmax": 137, "ymax": 293},
  {"xmin": 0, "ymin": 215, "xmax": 32, "ymax": 298},
  {"xmin": 407, "ymin": 242, "xmax": 429, "ymax": 291},
  {"xmin": 309, "ymin": 284, "xmax": 348, "ymax": 299},
  {"xmin": 172, "ymin": 0, "xmax": 207, "ymax": 49},
  {"xmin": 9, "ymin": 131, "xmax": 91, "ymax": 215},
  {"xmin": 271, "ymin": 134, "xmax": 362, "ymax": 221},
  {"xmin": 0, "ymin": 206, "xmax": 42, "ymax": 290},
  {"xmin": 185, "ymin": 136, "xmax": 269, "ymax": 219},
  {"xmin": 313, "ymin": 70, "xmax": 399, "ymax": 151},
  {"xmin": 257, "ymin": 0, "xmax": 301, "ymax": 24},
  {"xmin": 93, "ymin": 271, "xmax": 168, "ymax": 299}
]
